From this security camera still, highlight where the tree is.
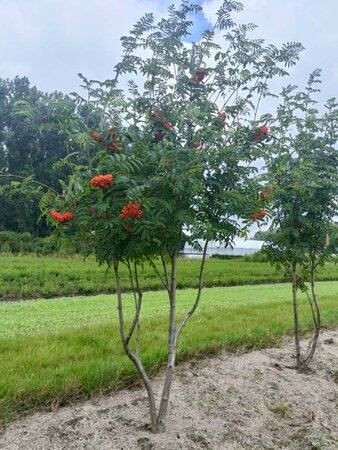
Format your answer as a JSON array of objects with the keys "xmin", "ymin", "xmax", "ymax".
[
  {"xmin": 39, "ymin": 0, "xmax": 302, "ymax": 433},
  {"xmin": 263, "ymin": 70, "xmax": 338, "ymax": 370},
  {"xmin": 0, "ymin": 76, "xmax": 99, "ymax": 236}
]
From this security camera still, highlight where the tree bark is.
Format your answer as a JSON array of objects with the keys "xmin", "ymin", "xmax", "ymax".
[
  {"xmin": 113, "ymin": 260, "xmax": 158, "ymax": 432},
  {"xmin": 157, "ymin": 240, "xmax": 209, "ymax": 432},
  {"xmin": 291, "ymin": 264, "xmax": 302, "ymax": 370},
  {"xmin": 304, "ymin": 255, "xmax": 321, "ymax": 367},
  {"xmin": 156, "ymin": 251, "xmax": 178, "ymax": 433}
]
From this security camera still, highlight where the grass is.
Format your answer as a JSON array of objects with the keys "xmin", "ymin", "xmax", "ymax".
[
  {"xmin": 1, "ymin": 281, "xmax": 338, "ymax": 425},
  {"xmin": 1, "ymin": 254, "xmax": 338, "ymax": 300}
]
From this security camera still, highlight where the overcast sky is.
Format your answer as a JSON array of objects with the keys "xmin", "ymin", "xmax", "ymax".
[{"xmin": 1, "ymin": 0, "xmax": 337, "ymax": 106}]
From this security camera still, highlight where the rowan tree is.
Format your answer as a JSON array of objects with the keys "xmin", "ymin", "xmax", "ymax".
[
  {"xmin": 263, "ymin": 70, "xmax": 338, "ymax": 370},
  {"xmin": 39, "ymin": 0, "xmax": 302, "ymax": 433}
]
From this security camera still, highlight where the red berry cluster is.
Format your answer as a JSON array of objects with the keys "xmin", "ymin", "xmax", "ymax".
[
  {"xmin": 119, "ymin": 201, "xmax": 143, "ymax": 220},
  {"xmin": 253, "ymin": 126, "xmax": 269, "ymax": 142},
  {"xmin": 90, "ymin": 174, "xmax": 114, "ymax": 189},
  {"xmin": 92, "ymin": 131, "xmax": 105, "ymax": 143},
  {"xmin": 92, "ymin": 125, "xmax": 121, "ymax": 152},
  {"xmin": 155, "ymin": 131, "xmax": 164, "ymax": 141},
  {"xmin": 50, "ymin": 209, "xmax": 74, "ymax": 223},
  {"xmin": 251, "ymin": 209, "xmax": 267, "ymax": 221},
  {"xmin": 213, "ymin": 112, "xmax": 226, "ymax": 129},
  {"xmin": 151, "ymin": 110, "xmax": 175, "ymax": 141},
  {"xmin": 106, "ymin": 144, "xmax": 121, "ymax": 152}
]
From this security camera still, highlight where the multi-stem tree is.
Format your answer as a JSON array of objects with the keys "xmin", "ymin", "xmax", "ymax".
[
  {"xmin": 42, "ymin": 0, "xmax": 302, "ymax": 433},
  {"xmin": 263, "ymin": 70, "xmax": 338, "ymax": 370}
]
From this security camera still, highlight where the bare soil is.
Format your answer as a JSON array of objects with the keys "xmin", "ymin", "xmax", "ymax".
[{"xmin": 1, "ymin": 330, "xmax": 337, "ymax": 450}]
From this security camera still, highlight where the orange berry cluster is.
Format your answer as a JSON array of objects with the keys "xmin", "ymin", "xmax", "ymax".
[
  {"xmin": 50, "ymin": 209, "xmax": 74, "ymax": 223},
  {"xmin": 251, "ymin": 209, "xmax": 267, "ymax": 221},
  {"xmin": 90, "ymin": 174, "xmax": 114, "ymax": 189},
  {"xmin": 151, "ymin": 110, "xmax": 174, "ymax": 141},
  {"xmin": 106, "ymin": 143, "xmax": 121, "ymax": 152},
  {"xmin": 119, "ymin": 201, "xmax": 143, "ymax": 220},
  {"xmin": 253, "ymin": 126, "xmax": 269, "ymax": 142},
  {"xmin": 92, "ymin": 131, "xmax": 105, "ymax": 143},
  {"xmin": 92, "ymin": 125, "xmax": 121, "ymax": 152}
]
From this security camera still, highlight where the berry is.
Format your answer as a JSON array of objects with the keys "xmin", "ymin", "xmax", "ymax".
[
  {"xmin": 92, "ymin": 131, "xmax": 100, "ymax": 141},
  {"xmin": 251, "ymin": 210, "xmax": 267, "ymax": 221},
  {"xmin": 119, "ymin": 201, "xmax": 143, "ymax": 220},
  {"xmin": 162, "ymin": 120, "xmax": 173, "ymax": 130},
  {"xmin": 155, "ymin": 132, "xmax": 164, "ymax": 141},
  {"xmin": 90, "ymin": 174, "xmax": 114, "ymax": 189},
  {"xmin": 106, "ymin": 143, "xmax": 121, "ymax": 152},
  {"xmin": 50, "ymin": 209, "xmax": 74, "ymax": 223}
]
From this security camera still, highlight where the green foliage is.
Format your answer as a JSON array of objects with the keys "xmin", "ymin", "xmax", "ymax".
[
  {"xmin": 264, "ymin": 70, "xmax": 338, "ymax": 276},
  {"xmin": 1, "ymin": 254, "xmax": 337, "ymax": 300},
  {"xmin": 243, "ymin": 251, "xmax": 269, "ymax": 263},
  {"xmin": 0, "ymin": 231, "xmax": 92, "ymax": 256},
  {"xmin": 1, "ymin": 281, "xmax": 338, "ymax": 424},
  {"xmin": 0, "ymin": 231, "xmax": 55, "ymax": 255},
  {"xmin": 0, "ymin": 76, "xmax": 100, "ymax": 236},
  {"xmin": 262, "ymin": 70, "xmax": 338, "ymax": 369},
  {"xmin": 38, "ymin": 1, "xmax": 303, "ymax": 269}
]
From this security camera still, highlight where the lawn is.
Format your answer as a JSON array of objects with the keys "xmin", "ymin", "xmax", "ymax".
[
  {"xmin": 1, "ymin": 281, "xmax": 338, "ymax": 425},
  {"xmin": 1, "ymin": 254, "xmax": 338, "ymax": 300}
]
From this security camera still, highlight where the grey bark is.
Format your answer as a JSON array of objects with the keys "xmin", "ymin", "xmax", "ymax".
[
  {"xmin": 113, "ymin": 240, "xmax": 209, "ymax": 433},
  {"xmin": 291, "ymin": 264, "xmax": 302, "ymax": 370},
  {"xmin": 113, "ymin": 261, "xmax": 158, "ymax": 432},
  {"xmin": 304, "ymin": 255, "xmax": 321, "ymax": 367}
]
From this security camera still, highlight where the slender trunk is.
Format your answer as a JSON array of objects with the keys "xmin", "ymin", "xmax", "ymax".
[
  {"xmin": 291, "ymin": 264, "xmax": 302, "ymax": 370},
  {"xmin": 304, "ymin": 255, "xmax": 321, "ymax": 367},
  {"xmin": 157, "ymin": 240, "xmax": 209, "ymax": 432},
  {"xmin": 113, "ymin": 261, "xmax": 158, "ymax": 432},
  {"xmin": 156, "ymin": 251, "xmax": 178, "ymax": 433}
]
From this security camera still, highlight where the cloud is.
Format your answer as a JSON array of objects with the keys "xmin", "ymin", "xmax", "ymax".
[
  {"xmin": 0, "ymin": 0, "xmax": 338, "ymax": 106},
  {"xmin": 0, "ymin": 0, "xmax": 172, "ymax": 93}
]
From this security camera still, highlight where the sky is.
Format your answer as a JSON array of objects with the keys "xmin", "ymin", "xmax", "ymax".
[{"xmin": 1, "ymin": 0, "xmax": 338, "ymax": 106}]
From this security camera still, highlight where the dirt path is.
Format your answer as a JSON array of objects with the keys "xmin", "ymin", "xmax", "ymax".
[{"xmin": 1, "ymin": 330, "xmax": 338, "ymax": 449}]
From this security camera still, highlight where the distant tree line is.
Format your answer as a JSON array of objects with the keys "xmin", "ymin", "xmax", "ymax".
[{"xmin": 0, "ymin": 76, "xmax": 99, "ymax": 236}]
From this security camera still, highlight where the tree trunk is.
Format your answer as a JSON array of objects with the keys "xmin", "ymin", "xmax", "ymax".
[
  {"xmin": 113, "ymin": 260, "xmax": 158, "ymax": 432},
  {"xmin": 304, "ymin": 256, "xmax": 321, "ymax": 367},
  {"xmin": 156, "ymin": 251, "xmax": 178, "ymax": 433},
  {"xmin": 291, "ymin": 264, "xmax": 302, "ymax": 370},
  {"xmin": 156, "ymin": 240, "xmax": 209, "ymax": 432}
]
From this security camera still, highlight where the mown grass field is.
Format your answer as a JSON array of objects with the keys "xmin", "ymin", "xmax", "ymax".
[
  {"xmin": 1, "ymin": 281, "xmax": 338, "ymax": 425},
  {"xmin": 1, "ymin": 254, "xmax": 338, "ymax": 300}
]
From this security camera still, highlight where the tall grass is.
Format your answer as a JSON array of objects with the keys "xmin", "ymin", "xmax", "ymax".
[
  {"xmin": 1, "ymin": 282, "xmax": 338, "ymax": 425},
  {"xmin": 1, "ymin": 254, "xmax": 337, "ymax": 300}
]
